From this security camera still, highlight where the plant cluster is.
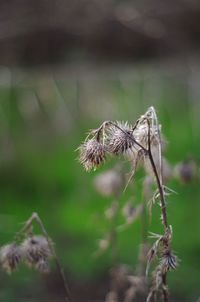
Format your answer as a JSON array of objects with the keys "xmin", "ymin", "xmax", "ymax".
[
  {"xmin": 78, "ymin": 106, "xmax": 178, "ymax": 302},
  {"xmin": 0, "ymin": 212, "xmax": 72, "ymax": 302}
]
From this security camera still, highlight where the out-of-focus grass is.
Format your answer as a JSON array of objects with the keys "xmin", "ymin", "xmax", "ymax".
[{"xmin": 0, "ymin": 64, "xmax": 199, "ymax": 301}]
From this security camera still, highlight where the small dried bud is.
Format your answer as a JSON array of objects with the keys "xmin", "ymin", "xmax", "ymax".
[
  {"xmin": 94, "ymin": 169, "xmax": 123, "ymax": 197},
  {"xmin": 107, "ymin": 122, "xmax": 135, "ymax": 155},
  {"xmin": 79, "ymin": 139, "xmax": 106, "ymax": 171},
  {"xmin": 161, "ymin": 251, "xmax": 177, "ymax": 272},
  {"xmin": 98, "ymin": 238, "xmax": 110, "ymax": 251},
  {"xmin": 21, "ymin": 235, "xmax": 52, "ymax": 268},
  {"xmin": 122, "ymin": 202, "xmax": 142, "ymax": 225},
  {"xmin": 174, "ymin": 160, "xmax": 197, "ymax": 184},
  {"xmin": 0, "ymin": 243, "xmax": 22, "ymax": 274}
]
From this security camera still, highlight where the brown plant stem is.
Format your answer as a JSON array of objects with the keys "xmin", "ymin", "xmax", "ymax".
[
  {"xmin": 146, "ymin": 119, "xmax": 168, "ymax": 302},
  {"xmin": 97, "ymin": 114, "xmax": 170, "ymax": 302}
]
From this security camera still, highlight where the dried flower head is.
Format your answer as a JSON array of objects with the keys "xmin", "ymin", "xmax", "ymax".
[
  {"xmin": 122, "ymin": 202, "xmax": 143, "ymax": 225},
  {"xmin": 79, "ymin": 138, "xmax": 106, "ymax": 171},
  {"xmin": 161, "ymin": 251, "xmax": 177, "ymax": 272},
  {"xmin": 0, "ymin": 243, "xmax": 22, "ymax": 274},
  {"xmin": 94, "ymin": 169, "xmax": 123, "ymax": 197},
  {"xmin": 21, "ymin": 235, "xmax": 52, "ymax": 268},
  {"xmin": 107, "ymin": 121, "xmax": 135, "ymax": 155},
  {"xmin": 174, "ymin": 159, "xmax": 197, "ymax": 184}
]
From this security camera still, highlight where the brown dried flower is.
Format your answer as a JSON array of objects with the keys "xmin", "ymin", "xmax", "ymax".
[
  {"xmin": 123, "ymin": 202, "xmax": 142, "ymax": 224},
  {"xmin": 94, "ymin": 168, "xmax": 123, "ymax": 197},
  {"xmin": 79, "ymin": 138, "xmax": 106, "ymax": 171},
  {"xmin": 174, "ymin": 159, "xmax": 197, "ymax": 184},
  {"xmin": 160, "ymin": 251, "xmax": 177, "ymax": 272},
  {"xmin": 107, "ymin": 121, "xmax": 135, "ymax": 155},
  {"xmin": 0, "ymin": 243, "xmax": 22, "ymax": 274},
  {"xmin": 21, "ymin": 235, "xmax": 52, "ymax": 269}
]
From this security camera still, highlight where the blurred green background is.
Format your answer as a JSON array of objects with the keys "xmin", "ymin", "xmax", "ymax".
[
  {"xmin": 0, "ymin": 2, "xmax": 200, "ymax": 301},
  {"xmin": 0, "ymin": 60, "xmax": 199, "ymax": 302}
]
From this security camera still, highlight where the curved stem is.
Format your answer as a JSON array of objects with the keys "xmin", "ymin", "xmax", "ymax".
[
  {"xmin": 146, "ymin": 119, "xmax": 168, "ymax": 229},
  {"xmin": 146, "ymin": 119, "xmax": 169, "ymax": 302}
]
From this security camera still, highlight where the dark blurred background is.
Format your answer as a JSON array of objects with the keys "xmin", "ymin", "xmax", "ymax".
[{"xmin": 0, "ymin": 0, "xmax": 200, "ymax": 301}]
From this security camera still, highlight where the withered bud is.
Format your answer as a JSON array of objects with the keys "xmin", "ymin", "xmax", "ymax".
[
  {"xmin": 174, "ymin": 160, "xmax": 197, "ymax": 184},
  {"xmin": 107, "ymin": 121, "xmax": 135, "ymax": 155},
  {"xmin": 0, "ymin": 243, "xmax": 22, "ymax": 274},
  {"xmin": 161, "ymin": 251, "xmax": 177, "ymax": 272},
  {"xmin": 98, "ymin": 238, "xmax": 110, "ymax": 251},
  {"xmin": 94, "ymin": 169, "xmax": 123, "ymax": 197},
  {"xmin": 122, "ymin": 202, "xmax": 143, "ymax": 225},
  {"xmin": 79, "ymin": 139, "xmax": 106, "ymax": 171},
  {"xmin": 21, "ymin": 235, "xmax": 52, "ymax": 268}
]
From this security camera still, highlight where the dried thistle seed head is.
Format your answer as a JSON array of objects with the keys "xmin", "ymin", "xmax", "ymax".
[
  {"xmin": 79, "ymin": 139, "xmax": 106, "ymax": 171},
  {"xmin": 21, "ymin": 235, "xmax": 52, "ymax": 267},
  {"xmin": 161, "ymin": 251, "xmax": 178, "ymax": 272},
  {"xmin": 122, "ymin": 202, "xmax": 143, "ymax": 225},
  {"xmin": 94, "ymin": 169, "xmax": 123, "ymax": 197},
  {"xmin": 107, "ymin": 121, "xmax": 135, "ymax": 155},
  {"xmin": 0, "ymin": 243, "xmax": 22, "ymax": 274},
  {"xmin": 174, "ymin": 160, "xmax": 197, "ymax": 184},
  {"xmin": 133, "ymin": 123, "xmax": 149, "ymax": 148}
]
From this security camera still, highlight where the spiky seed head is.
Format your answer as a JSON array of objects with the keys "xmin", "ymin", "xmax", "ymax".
[
  {"xmin": 79, "ymin": 139, "xmax": 106, "ymax": 171},
  {"xmin": 0, "ymin": 243, "xmax": 22, "ymax": 274},
  {"xmin": 161, "ymin": 251, "xmax": 177, "ymax": 272},
  {"xmin": 21, "ymin": 235, "xmax": 52, "ymax": 268},
  {"xmin": 107, "ymin": 122, "xmax": 135, "ymax": 155}
]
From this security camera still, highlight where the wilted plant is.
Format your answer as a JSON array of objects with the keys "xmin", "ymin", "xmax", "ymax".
[
  {"xmin": 0, "ymin": 212, "xmax": 72, "ymax": 302},
  {"xmin": 78, "ymin": 106, "xmax": 178, "ymax": 302},
  {"xmin": 94, "ymin": 164, "xmax": 148, "ymax": 302}
]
